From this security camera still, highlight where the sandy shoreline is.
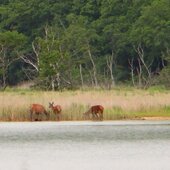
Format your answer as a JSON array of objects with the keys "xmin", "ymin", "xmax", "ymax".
[
  {"xmin": 141, "ymin": 117, "xmax": 170, "ymax": 120},
  {"xmin": 1, "ymin": 117, "xmax": 170, "ymax": 122}
]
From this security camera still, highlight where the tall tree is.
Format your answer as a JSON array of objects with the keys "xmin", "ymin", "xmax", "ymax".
[{"xmin": 0, "ymin": 31, "xmax": 27, "ymax": 89}]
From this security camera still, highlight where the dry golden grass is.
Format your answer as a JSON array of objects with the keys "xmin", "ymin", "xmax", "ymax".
[{"xmin": 0, "ymin": 88, "xmax": 170, "ymax": 121}]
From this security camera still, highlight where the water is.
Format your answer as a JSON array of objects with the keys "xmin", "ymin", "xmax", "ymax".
[{"xmin": 0, "ymin": 121, "xmax": 170, "ymax": 170}]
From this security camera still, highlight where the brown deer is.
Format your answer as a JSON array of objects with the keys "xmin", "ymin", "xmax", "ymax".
[
  {"xmin": 30, "ymin": 104, "xmax": 49, "ymax": 121},
  {"xmin": 83, "ymin": 105, "xmax": 104, "ymax": 121},
  {"xmin": 49, "ymin": 102, "xmax": 62, "ymax": 121}
]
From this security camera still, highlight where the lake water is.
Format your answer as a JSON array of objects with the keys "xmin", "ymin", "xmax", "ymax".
[{"xmin": 0, "ymin": 121, "xmax": 170, "ymax": 170}]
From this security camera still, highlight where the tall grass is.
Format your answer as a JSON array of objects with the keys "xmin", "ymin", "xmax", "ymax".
[{"xmin": 0, "ymin": 88, "xmax": 170, "ymax": 121}]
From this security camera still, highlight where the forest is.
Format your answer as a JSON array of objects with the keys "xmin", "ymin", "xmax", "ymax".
[{"xmin": 0, "ymin": 0, "xmax": 170, "ymax": 90}]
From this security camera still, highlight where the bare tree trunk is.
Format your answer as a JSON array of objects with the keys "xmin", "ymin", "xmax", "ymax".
[
  {"xmin": 20, "ymin": 41, "xmax": 40, "ymax": 74},
  {"xmin": 44, "ymin": 25, "xmax": 50, "ymax": 53},
  {"xmin": 20, "ymin": 55, "xmax": 39, "ymax": 72},
  {"xmin": 51, "ymin": 77, "xmax": 55, "ymax": 91},
  {"xmin": 0, "ymin": 47, "xmax": 19, "ymax": 89},
  {"xmin": 106, "ymin": 51, "xmax": 115, "ymax": 89},
  {"xmin": 135, "ymin": 44, "xmax": 151, "ymax": 79},
  {"xmin": 161, "ymin": 58, "xmax": 165, "ymax": 68},
  {"xmin": 32, "ymin": 41, "xmax": 40, "ymax": 68},
  {"xmin": 161, "ymin": 48, "xmax": 170, "ymax": 68},
  {"xmin": 56, "ymin": 73, "xmax": 60, "ymax": 90},
  {"xmin": 103, "ymin": 68, "xmax": 107, "ymax": 89},
  {"xmin": 87, "ymin": 43, "xmax": 98, "ymax": 87},
  {"xmin": 0, "ymin": 47, "xmax": 6, "ymax": 89},
  {"xmin": 0, "ymin": 46, "xmax": 21, "ymax": 89},
  {"xmin": 128, "ymin": 58, "xmax": 135, "ymax": 87},
  {"xmin": 2, "ymin": 70, "xmax": 6, "ymax": 88},
  {"xmin": 89, "ymin": 71, "xmax": 94, "ymax": 87},
  {"xmin": 44, "ymin": 24, "xmax": 48, "ymax": 41},
  {"xmin": 133, "ymin": 43, "xmax": 153, "ymax": 88},
  {"xmin": 137, "ymin": 58, "xmax": 142, "ymax": 88},
  {"xmin": 134, "ymin": 43, "xmax": 153, "ymax": 88},
  {"xmin": 79, "ymin": 64, "xmax": 84, "ymax": 87},
  {"xmin": 1, "ymin": 57, "xmax": 6, "ymax": 88}
]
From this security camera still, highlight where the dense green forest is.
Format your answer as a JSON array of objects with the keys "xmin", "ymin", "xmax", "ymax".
[{"xmin": 0, "ymin": 0, "xmax": 170, "ymax": 90}]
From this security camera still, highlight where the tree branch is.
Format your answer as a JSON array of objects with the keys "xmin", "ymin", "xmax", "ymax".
[{"xmin": 20, "ymin": 55, "xmax": 39, "ymax": 72}]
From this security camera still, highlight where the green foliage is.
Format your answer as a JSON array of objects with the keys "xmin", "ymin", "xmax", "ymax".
[
  {"xmin": 0, "ymin": 31, "xmax": 26, "ymax": 47},
  {"xmin": 130, "ymin": 0, "xmax": 170, "ymax": 47},
  {"xmin": 0, "ymin": 0, "xmax": 170, "ymax": 89},
  {"xmin": 153, "ymin": 67, "xmax": 170, "ymax": 88},
  {"xmin": 0, "ymin": 31, "xmax": 27, "ymax": 87}
]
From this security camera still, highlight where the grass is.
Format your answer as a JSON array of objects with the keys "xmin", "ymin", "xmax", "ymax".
[{"xmin": 0, "ymin": 88, "xmax": 170, "ymax": 121}]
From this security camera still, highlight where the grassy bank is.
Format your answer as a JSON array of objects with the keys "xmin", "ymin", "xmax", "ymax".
[{"xmin": 0, "ymin": 87, "xmax": 170, "ymax": 121}]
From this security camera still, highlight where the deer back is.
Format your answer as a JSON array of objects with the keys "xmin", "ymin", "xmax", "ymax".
[
  {"xmin": 91, "ymin": 105, "xmax": 104, "ymax": 113},
  {"xmin": 31, "ymin": 104, "xmax": 46, "ymax": 114},
  {"xmin": 53, "ymin": 105, "xmax": 62, "ymax": 113}
]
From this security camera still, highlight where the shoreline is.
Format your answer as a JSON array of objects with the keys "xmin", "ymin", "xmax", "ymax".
[
  {"xmin": 141, "ymin": 117, "xmax": 170, "ymax": 120},
  {"xmin": 1, "ymin": 117, "xmax": 170, "ymax": 122}
]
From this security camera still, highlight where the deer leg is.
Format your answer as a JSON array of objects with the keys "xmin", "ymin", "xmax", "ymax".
[
  {"xmin": 92, "ymin": 113, "xmax": 98, "ymax": 120},
  {"xmin": 83, "ymin": 113, "xmax": 89, "ymax": 120},
  {"xmin": 95, "ymin": 113, "xmax": 101, "ymax": 121},
  {"xmin": 56, "ymin": 114, "xmax": 60, "ymax": 121},
  {"xmin": 34, "ymin": 113, "xmax": 41, "ymax": 121},
  {"xmin": 99, "ymin": 112, "xmax": 103, "ymax": 121},
  {"xmin": 86, "ymin": 114, "xmax": 90, "ymax": 120},
  {"xmin": 30, "ymin": 111, "xmax": 33, "ymax": 121},
  {"xmin": 44, "ymin": 111, "xmax": 49, "ymax": 121},
  {"xmin": 95, "ymin": 113, "xmax": 99, "ymax": 120},
  {"xmin": 91, "ymin": 113, "xmax": 95, "ymax": 120},
  {"xmin": 59, "ymin": 114, "xmax": 62, "ymax": 121}
]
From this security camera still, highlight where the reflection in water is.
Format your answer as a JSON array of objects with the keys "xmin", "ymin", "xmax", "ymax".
[{"xmin": 0, "ymin": 121, "xmax": 170, "ymax": 170}]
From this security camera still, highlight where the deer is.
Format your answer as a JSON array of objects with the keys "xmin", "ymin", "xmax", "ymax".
[
  {"xmin": 49, "ymin": 102, "xmax": 62, "ymax": 121},
  {"xmin": 83, "ymin": 105, "xmax": 104, "ymax": 121},
  {"xmin": 30, "ymin": 104, "xmax": 49, "ymax": 121}
]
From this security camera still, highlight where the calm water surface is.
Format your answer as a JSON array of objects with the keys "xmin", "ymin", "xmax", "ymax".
[{"xmin": 0, "ymin": 121, "xmax": 170, "ymax": 170}]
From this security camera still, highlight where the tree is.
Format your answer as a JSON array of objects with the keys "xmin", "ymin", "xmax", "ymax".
[
  {"xmin": 0, "ymin": 31, "xmax": 27, "ymax": 89},
  {"xmin": 0, "ymin": 0, "xmax": 169, "ymax": 89},
  {"xmin": 129, "ymin": 0, "xmax": 170, "ymax": 88},
  {"xmin": 65, "ymin": 14, "xmax": 100, "ymax": 87},
  {"xmin": 153, "ymin": 48, "xmax": 170, "ymax": 88},
  {"xmin": 34, "ymin": 26, "xmax": 73, "ymax": 90}
]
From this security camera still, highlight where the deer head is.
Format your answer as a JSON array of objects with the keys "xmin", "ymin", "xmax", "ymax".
[{"xmin": 49, "ymin": 102, "xmax": 54, "ymax": 108}]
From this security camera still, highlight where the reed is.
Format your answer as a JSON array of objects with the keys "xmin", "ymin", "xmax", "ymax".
[{"xmin": 0, "ymin": 88, "xmax": 170, "ymax": 121}]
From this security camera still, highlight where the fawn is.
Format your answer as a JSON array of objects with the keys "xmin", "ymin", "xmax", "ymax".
[{"xmin": 49, "ymin": 102, "xmax": 62, "ymax": 121}]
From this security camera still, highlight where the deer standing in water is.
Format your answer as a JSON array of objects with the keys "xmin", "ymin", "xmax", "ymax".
[
  {"xmin": 49, "ymin": 102, "xmax": 62, "ymax": 121},
  {"xmin": 83, "ymin": 105, "xmax": 104, "ymax": 121},
  {"xmin": 30, "ymin": 104, "xmax": 49, "ymax": 121}
]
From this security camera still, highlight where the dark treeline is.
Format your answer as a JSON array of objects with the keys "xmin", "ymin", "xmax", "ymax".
[{"xmin": 0, "ymin": 0, "xmax": 170, "ymax": 90}]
